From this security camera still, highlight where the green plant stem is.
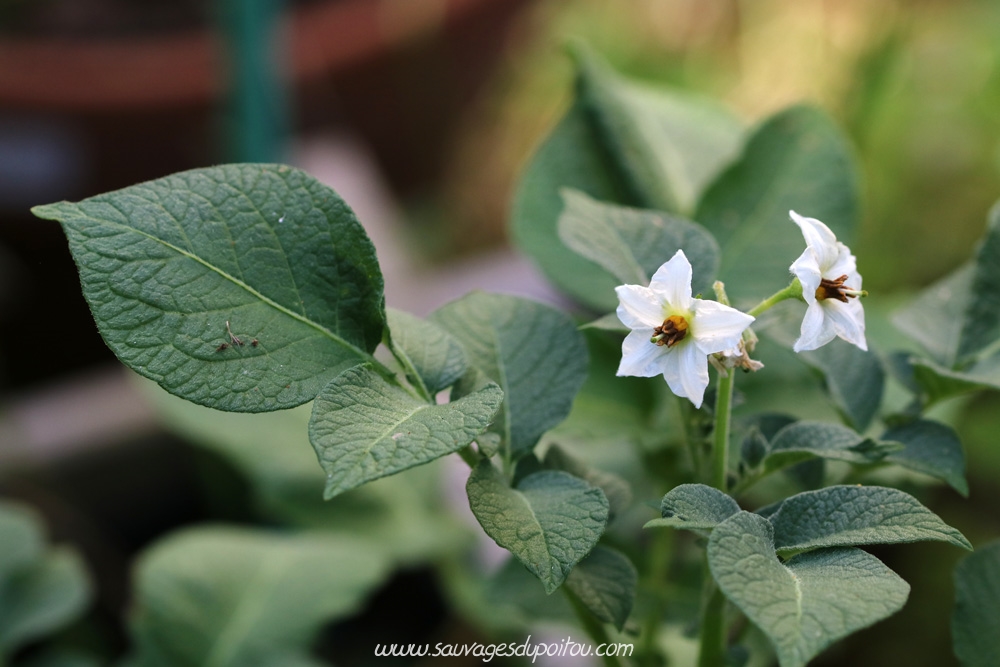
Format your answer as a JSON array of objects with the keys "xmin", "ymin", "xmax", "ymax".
[
  {"xmin": 455, "ymin": 444, "xmax": 479, "ymax": 469},
  {"xmin": 640, "ymin": 529, "xmax": 674, "ymax": 664},
  {"xmin": 697, "ymin": 578, "xmax": 728, "ymax": 667},
  {"xmin": 565, "ymin": 588, "xmax": 625, "ymax": 667},
  {"xmin": 747, "ymin": 278, "xmax": 804, "ymax": 317},
  {"xmin": 699, "ymin": 364, "xmax": 735, "ymax": 666},
  {"xmin": 712, "ymin": 370, "xmax": 734, "ymax": 491}
]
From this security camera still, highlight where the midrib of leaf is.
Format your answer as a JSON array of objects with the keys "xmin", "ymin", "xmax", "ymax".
[
  {"xmin": 73, "ymin": 209, "xmax": 377, "ymax": 364},
  {"xmin": 786, "ymin": 565, "xmax": 804, "ymax": 644},
  {"xmin": 203, "ymin": 554, "xmax": 288, "ymax": 667},
  {"xmin": 604, "ymin": 206, "xmax": 648, "ymax": 284},
  {"xmin": 357, "ymin": 400, "xmax": 426, "ymax": 468},
  {"xmin": 482, "ymin": 324, "xmax": 513, "ymax": 456},
  {"xmin": 516, "ymin": 485, "xmax": 556, "ymax": 565}
]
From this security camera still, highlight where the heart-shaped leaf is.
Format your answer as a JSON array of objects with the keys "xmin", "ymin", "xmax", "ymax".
[
  {"xmin": 709, "ymin": 511, "xmax": 909, "ymax": 667},
  {"xmin": 466, "ymin": 462, "xmax": 608, "ymax": 594},
  {"xmin": 33, "ymin": 164, "xmax": 385, "ymax": 412},
  {"xmin": 310, "ymin": 364, "xmax": 503, "ymax": 498}
]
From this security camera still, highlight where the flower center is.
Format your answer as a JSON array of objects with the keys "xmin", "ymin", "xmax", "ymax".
[
  {"xmin": 651, "ymin": 315, "xmax": 689, "ymax": 347},
  {"xmin": 815, "ymin": 274, "xmax": 864, "ymax": 303}
]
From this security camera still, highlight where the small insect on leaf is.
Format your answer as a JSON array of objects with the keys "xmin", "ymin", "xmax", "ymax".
[
  {"xmin": 226, "ymin": 320, "xmax": 243, "ymax": 346},
  {"xmin": 216, "ymin": 343, "xmax": 229, "ymax": 352}
]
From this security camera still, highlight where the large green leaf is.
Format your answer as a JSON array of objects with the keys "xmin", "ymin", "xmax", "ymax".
[
  {"xmin": 385, "ymin": 308, "xmax": 467, "ymax": 396},
  {"xmin": 431, "ymin": 292, "xmax": 588, "ymax": 457},
  {"xmin": 572, "ymin": 47, "xmax": 744, "ymax": 215},
  {"xmin": 953, "ymin": 540, "xmax": 1000, "ymax": 667},
  {"xmin": 510, "ymin": 56, "xmax": 741, "ymax": 311},
  {"xmin": 466, "ymin": 462, "xmax": 608, "ymax": 594},
  {"xmin": 798, "ymin": 339, "xmax": 885, "ymax": 431},
  {"xmin": 644, "ymin": 483, "xmax": 739, "ymax": 531},
  {"xmin": 33, "ymin": 164, "xmax": 385, "ymax": 412},
  {"xmin": 767, "ymin": 485, "xmax": 972, "ymax": 555},
  {"xmin": 695, "ymin": 106, "xmax": 860, "ymax": 304},
  {"xmin": 127, "ymin": 526, "xmax": 389, "ymax": 667},
  {"xmin": 309, "ymin": 364, "xmax": 503, "ymax": 499},
  {"xmin": 883, "ymin": 419, "xmax": 968, "ymax": 496},
  {"xmin": 0, "ymin": 502, "xmax": 91, "ymax": 657},
  {"xmin": 556, "ymin": 188, "xmax": 720, "ymax": 295},
  {"xmin": 564, "ymin": 545, "xmax": 637, "ymax": 631},
  {"xmin": 709, "ymin": 511, "xmax": 909, "ymax": 667}
]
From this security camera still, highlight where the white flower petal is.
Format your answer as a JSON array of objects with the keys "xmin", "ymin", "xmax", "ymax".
[
  {"xmin": 690, "ymin": 299, "xmax": 755, "ymax": 354},
  {"xmin": 821, "ymin": 299, "xmax": 868, "ymax": 351},
  {"xmin": 790, "ymin": 248, "xmax": 822, "ymax": 305},
  {"xmin": 617, "ymin": 330, "xmax": 668, "ymax": 377},
  {"xmin": 824, "ymin": 243, "xmax": 858, "ymax": 281},
  {"xmin": 790, "ymin": 211, "xmax": 839, "ymax": 269},
  {"xmin": 615, "ymin": 284, "xmax": 664, "ymax": 329},
  {"xmin": 793, "ymin": 301, "xmax": 838, "ymax": 352},
  {"xmin": 674, "ymin": 342, "xmax": 710, "ymax": 408},
  {"xmin": 648, "ymin": 250, "xmax": 693, "ymax": 311}
]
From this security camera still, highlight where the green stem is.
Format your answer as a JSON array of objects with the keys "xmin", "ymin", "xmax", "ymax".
[
  {"xmin": 565, "ymin": 588, "xmax": 625, "ymax": 667},
  {"xmin": 712, "ymin": 370, "xmax": 734, "ymax": 491},
  {"xmin": 455, "ymin": 444, "xmax": 479, "ymax": 469},
  {"xmin": 699, "ymin": 365, "xmax": 735, "ymax": 666},
  {"xmin": 697, "ymin": 578, "xmax": 728, "ymax": 667},
  {"xmin": 382, "ymin": 329, "xmax": 434, "ymax": 403},
  {"xmin": 640, "ymin": 529, "xmax": 674, "ymax": 664},
  {"xmin": 747, "ymin": 278, "xmax": 804, "ymax": 318}
]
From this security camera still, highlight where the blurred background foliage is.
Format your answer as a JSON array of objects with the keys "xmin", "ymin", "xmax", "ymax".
[{"xmin": 2, "ymin": 0, "xmax": 1000, "ymax": 665}]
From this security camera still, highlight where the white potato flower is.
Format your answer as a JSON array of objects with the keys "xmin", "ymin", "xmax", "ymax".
[
  {"xmin": 788, "ymin": 211, "xmax": 868, "ymax": 352},
  {"xmin": 615, "ymin": 250, "xmax": 755, "ymax": 408}
]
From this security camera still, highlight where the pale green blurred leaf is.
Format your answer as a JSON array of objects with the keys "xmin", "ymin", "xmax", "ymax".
[
  {"xmin": 127, "ymin": 526, "xmax": 389, "ymax": 667},
  {"xmin": 695, "ymin": 106, "xmax": 860, "ymax": 304},
  {"xmin": 557, "ymin": 188, "xmax": 720, "ymax": 295}
]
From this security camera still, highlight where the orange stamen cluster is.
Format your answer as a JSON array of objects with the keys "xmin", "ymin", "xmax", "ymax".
[
  {"xmin": 652, "ymin": 315, "xmax": 689, "ymax": 347},
  {"xmin": 815, "ymin": 275, "xmax": 857, "ymax": 303}
]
